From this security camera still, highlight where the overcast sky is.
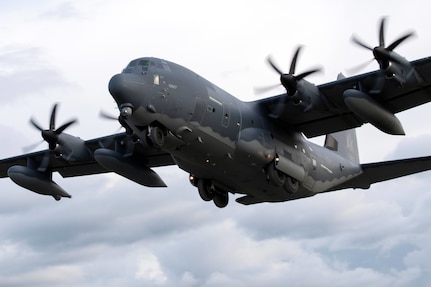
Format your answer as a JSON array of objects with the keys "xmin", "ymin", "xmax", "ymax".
[{"xmin": 1, "ymin": 1, "xmax": 431, "ymax": 286}]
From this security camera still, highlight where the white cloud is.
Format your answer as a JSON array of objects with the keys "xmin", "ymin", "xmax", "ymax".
[{"xmin": 135, "ymin": 253, "xmax": 167, "ymax": 284}]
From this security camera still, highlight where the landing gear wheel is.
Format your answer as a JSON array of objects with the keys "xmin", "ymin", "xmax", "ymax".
[
  {"xmin": 213, "ymin": 191, "xmax": 229, "ymax": 208},
  {"xmin": 267, "ymin": 162, "xmax": 286, "ymax": 187},
  {"xmin": 197, "ymin": 179, "xmax": 214, "ymax": 201},
  {"xmin": 284, "ymin": 176, "xmax": 299, "ymax": 194},
  {"xmin": 149, "ymin": 126, "xmax": 165, "ymax": 148}
]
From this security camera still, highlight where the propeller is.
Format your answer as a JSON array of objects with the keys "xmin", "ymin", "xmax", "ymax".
[
  {"xmin": 98, "ymin": 109, "xmax": 133, "ymax": 150},
  {"xmin": 99, "ymin": 109, "xmax": 127, "ymax": 133},
  {"xmin": 266, "ymin": 46, "xmax": 321, "ymax": 96},
  {"xmin": 29, "ymin": 103, "xmax": 77, "ymax": 151},
  {"xmin": 99, "ymin": 110, "xmax": 119, "ymax": 121},
  {"xmin": 351, "ymin": 17, "xmax": 415, "ymax": 70}
]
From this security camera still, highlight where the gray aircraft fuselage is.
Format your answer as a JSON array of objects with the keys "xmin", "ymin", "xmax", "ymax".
[{"xmin": 108, "ymin": 57, "xmax": 361, "ymax": 205}]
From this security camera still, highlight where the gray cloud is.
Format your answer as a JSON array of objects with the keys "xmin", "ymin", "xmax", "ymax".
[{"xmin": 0, "ymin": 46, "xmax": 76, "ymax": 102}]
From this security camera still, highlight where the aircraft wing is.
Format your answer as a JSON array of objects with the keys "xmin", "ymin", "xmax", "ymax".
[
  {"xmin": 255, "ymin": 57, "xmax": 431, "ymax": 138},
  {"xmin": 0, "ymin": 132, "xmax": 175, "ymax": 183},
  {"xmin": 329, "ymin": 155, "xmax": 431, "ymax": 191}
]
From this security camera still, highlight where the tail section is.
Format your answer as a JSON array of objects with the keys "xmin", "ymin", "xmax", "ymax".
[{"xmin": 324, "ymin": 129, "xmax": 360, "ymax": 164}]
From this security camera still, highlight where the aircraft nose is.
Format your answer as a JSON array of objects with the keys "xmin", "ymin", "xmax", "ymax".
[
  {"xmin": 108, "ymin": 73, "xmax": 143, "ymax": 106},
  {"xmin": 108, "ymin": 74, "xmax": 128, "ymax": 104}
]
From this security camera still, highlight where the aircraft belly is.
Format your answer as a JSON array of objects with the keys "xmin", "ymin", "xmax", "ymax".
[
  {"xmin": 165, "ymin": 133, "xmax": 260, "ymax": 197},
  {"xmin": 169, "ymin": 126, "xmax": 240, "ymax": 187}
]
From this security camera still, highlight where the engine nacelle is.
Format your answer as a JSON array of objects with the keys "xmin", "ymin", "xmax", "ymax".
[
  {"xmin": 94, "ymin": 148, "xmax": 167, "ymax": 187},
  {"xmin": 343, "ymin": 89, "xmax": 405, "ymax": 135},
  {"xmin": 7, "ymin": 166, "xmax": 71, "ymax": 200},
  {"xmin": 381, "ymin": 51, "xmax": 416, "ymax": 85},
  {"xmin": 56, "ymin": 133, "xmax": 93, "ymax": 162},
  {"xmin": 295, "ymin": 80, "xmax": 326, "ymax": 112}
]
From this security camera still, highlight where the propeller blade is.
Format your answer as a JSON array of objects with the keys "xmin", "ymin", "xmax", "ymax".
[
  {"xmin": 346, "ymin": 58, "xmax": 374, "ymax": 75},
  {"xmin": 295, "ymin": 68, "xmax": 321, "ymax": 81},
  {"xmin": 99, "ymin": 110, "xmax": 118, "ymax": 121},
  {"xmin": 55, "ymin": 119, "xmax": 77, "ymax": 135},
  {"xmin": 30, "ymin": 117, "xmax": 44, "ymax": 132},
  {"xmin": 386, "ymin": 31, "xmax": 415, "ymax": 51},
  {"xmin": 379, "ymin": 17, "xmax": 386, "ymax": 47},
  {"xmin": 266, "ymin": 56, "xmax": 283, "ymax": 75},
  {"xmin": 99, "ymin": 110, "xmax": 125, "ymax": 133},
  {"xmin": 289, "ymin": 46, "xmax": 302, "ymax": 75},
  {"xmin": 49, "ymin": 103, "xmax": 58, "ymax": 130},
  {"xmin": 351, "ymin": 35, "xmax": 374, "ymax": 51},
  {"xmin": 254, "ymin": 83, "xmax": 281, "ymax": 95},
  {"xmin": 22, "ymin": 140, "xmax": 44, "ymax": 153}
]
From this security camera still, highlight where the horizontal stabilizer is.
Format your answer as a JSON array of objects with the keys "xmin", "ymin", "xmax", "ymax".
[{"xmin": 330, "ymin": 155, "xmax": 431, "ymax": 191}]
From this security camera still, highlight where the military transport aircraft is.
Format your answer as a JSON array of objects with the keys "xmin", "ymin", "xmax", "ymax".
[{"xmin": 1, "ymin": 18, "xmax": 431, "ymax": 208}]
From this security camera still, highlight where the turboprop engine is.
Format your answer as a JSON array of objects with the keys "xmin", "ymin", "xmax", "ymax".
[
  {"xmin": 352, "ymin": 17, "xmax": 415, "ymax": 86},
  {"xmin": 7, "ymin": 104, "xmax": 90, "ymax": 200}
]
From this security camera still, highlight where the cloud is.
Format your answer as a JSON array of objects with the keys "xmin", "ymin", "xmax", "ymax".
[
  {"xmin": 135, "ymin": 253, "xmax": 167, "ymax": 284},
  {"xmin": 0, "ymin": 46, "xmax": 76, "ymax": 102},
  {"xmin": 384, "ymin": 134, "xmax": 431, "ymax": 159}
]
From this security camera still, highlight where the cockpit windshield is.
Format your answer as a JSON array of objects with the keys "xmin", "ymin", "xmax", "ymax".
[
  {"xmin": 123, "ymin": 59, "xmax": 150, "ymax": 74},
  {"xmin": 122, "ymin": 58, "xmax": 171, "ymax": 74}
]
